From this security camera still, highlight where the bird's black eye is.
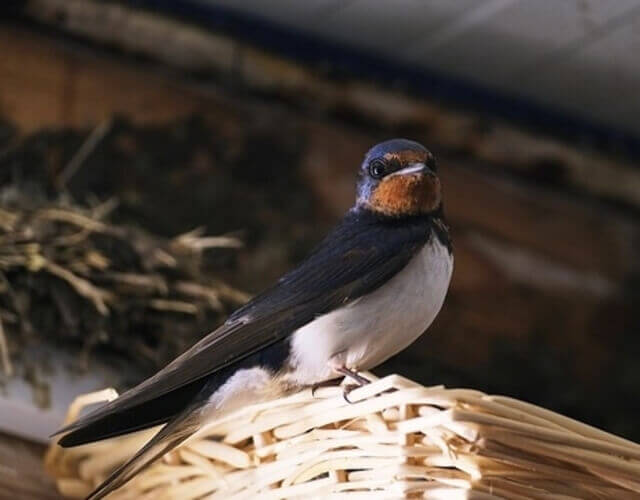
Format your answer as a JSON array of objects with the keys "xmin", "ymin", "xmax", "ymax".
[{"xmin": 369, "ymin": 159, "xmax": 387, "ymax": 179}]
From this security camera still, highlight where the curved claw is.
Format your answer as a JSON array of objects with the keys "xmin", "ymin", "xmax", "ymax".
[
  {"xmin": 342, "ymin": 384, "xmax": 359, "ymax": 404},
  {"xmin": 335, "ymin": 367, "xmax": 370, "ymax": 386}
]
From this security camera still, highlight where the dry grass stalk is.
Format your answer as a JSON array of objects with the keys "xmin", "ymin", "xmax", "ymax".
[
  {"xmin": 0, "ymin": 196, "xmax": 248, "ymax": 383},
  {"xmin": 45, "ymin": 374, "xmax": 640, "ymax": 499},
  {"xmin": 0, "ymin": 317, "xmax": 12, "ymax": 376}
]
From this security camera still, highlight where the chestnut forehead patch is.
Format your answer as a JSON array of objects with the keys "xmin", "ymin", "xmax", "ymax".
[{"xmin": 383, "ymin": 149, "xmax": 427, "ymax": 165}]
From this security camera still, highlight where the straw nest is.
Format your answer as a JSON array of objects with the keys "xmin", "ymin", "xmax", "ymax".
[
  {"xmin": 0, "ymin": 195, "xmax": 247, "ymax": 384},
  {"xmin": 45, "ymin": 374, "xmax": 640, "ymax": 499}
]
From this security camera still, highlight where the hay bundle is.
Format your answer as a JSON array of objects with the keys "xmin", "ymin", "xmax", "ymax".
[
  {"xmin": 46, "ymin": 374, "xmax": 640, "ymax": 499},
  {"xmin": 0, "ymin": 195, "xmax": 247, "ymax": 381}
]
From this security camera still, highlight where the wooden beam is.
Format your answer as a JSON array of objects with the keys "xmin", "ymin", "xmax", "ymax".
[
  {"xmin": 15, "ymin": 0, "xmax": 640, "ymax": 209},
  {"xmin": 0, "ymin": 433, "xmax": 60, "ymax": 500}
]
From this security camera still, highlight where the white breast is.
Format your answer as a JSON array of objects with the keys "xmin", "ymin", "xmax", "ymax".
[{"xmin": 287, "ymin": 238, "xmax": 453, "ymax": 385}]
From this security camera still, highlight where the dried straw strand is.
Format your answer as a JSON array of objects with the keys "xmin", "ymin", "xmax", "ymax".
[{"xmin": 45, "ymin": 374, "xmax": 640, "ymax": 499}]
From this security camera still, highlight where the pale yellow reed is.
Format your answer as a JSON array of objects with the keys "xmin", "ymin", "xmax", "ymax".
[{"xmin": 45, "ymin": 374, "xmax": 640, "ymax": 499}]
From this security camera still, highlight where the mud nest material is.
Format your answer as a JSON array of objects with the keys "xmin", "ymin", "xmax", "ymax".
[
  {"xmin": 0, "ymin": 194, "xmax": 248, "ymax": 383},
  {"xmin": 46, "ymin": 374, "xmax": 640, "ymax": 499}
]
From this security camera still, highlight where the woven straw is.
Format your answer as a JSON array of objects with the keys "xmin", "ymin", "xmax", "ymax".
[{"xmin": 45, "ymin": 374, "xmax": 640, "ymax": 499}]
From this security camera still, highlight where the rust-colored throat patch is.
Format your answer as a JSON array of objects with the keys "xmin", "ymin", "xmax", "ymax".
[{"xmin": 370, "ymin": 173, "xmax": 441, "ymax": 217}]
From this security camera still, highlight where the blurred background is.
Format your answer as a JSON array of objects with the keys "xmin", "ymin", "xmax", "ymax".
[{"xmin": 1, "ymin": 1, "xmax": 639, "ymax": 496}]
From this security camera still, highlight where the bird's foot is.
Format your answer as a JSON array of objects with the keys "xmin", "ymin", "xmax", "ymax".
[
  {"xmin": 334, "ymin": 367, "xmax": 370, "ymax": 404},
  {"xmin": 335, "ymin": 366, "xmax": 370, "ymax": 386},
  {"xmin": 342, "ymin": 384, "xmax": 361, "ymax": 404}
]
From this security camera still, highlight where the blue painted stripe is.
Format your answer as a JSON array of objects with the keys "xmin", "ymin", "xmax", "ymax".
[{"xmin": 128, "ymin": 0, "xmax": 640, "ymax": 159}]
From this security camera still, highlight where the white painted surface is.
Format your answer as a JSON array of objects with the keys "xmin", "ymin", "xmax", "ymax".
[
  {"xmin": 0, "ymin": 347, "xmax": 129, "ymax": 443},
  {"xmin": 202, "ymin": 0, "xmax": 640, "ymax": 134}
]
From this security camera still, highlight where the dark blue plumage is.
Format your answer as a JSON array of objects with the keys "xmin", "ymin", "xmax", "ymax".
[
  {"xmin": 363, "ymin": 138, "xmax": 428, "ymax": 161},
  {"xmin": 53, "ymin": 138, "xmax": 452, "ymax": 500}
]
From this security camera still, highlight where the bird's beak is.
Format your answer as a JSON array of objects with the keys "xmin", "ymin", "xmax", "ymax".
[{"xmin": 389, "ymin": 162, "xmax": 435, "ymax": 178}]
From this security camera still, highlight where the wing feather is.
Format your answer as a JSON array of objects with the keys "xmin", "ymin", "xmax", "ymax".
[{"xmin": 56, "ymin": 210, "xmax": 432, "ymax": 439}]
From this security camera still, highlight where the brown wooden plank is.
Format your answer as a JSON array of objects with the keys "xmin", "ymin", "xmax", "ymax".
[
  {"xmin": 15, "ymin": 0, "xmax": 640, "ymax": 209},
  {"xmin": 0, "ymin": 27, "xmax": 208, "ymax": 131},
  {"xmin": 0, "ymin": 433, "xmax": 61, "ymax": 500}
]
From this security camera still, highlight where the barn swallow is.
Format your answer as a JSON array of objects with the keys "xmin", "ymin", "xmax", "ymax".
[{"xmin": 53, "ymin": 138, "xmax": 453, "ymax": 499}]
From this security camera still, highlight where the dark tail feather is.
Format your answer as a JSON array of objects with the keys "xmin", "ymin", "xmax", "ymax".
[
  {"xmin": 85, "ymin": 403, "xmax": 204, "ymax": 500},
  {"xmin": 58, "ymin": 378, "xmax": 206, "ymax": 447}
]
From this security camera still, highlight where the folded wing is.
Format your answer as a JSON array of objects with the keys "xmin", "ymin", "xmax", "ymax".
[{"xmin": 56, "ymin": 210, "xmax": 432, "ymax": 445}]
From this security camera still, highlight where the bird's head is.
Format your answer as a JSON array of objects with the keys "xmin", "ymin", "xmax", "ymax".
[{"xmin": 356, "ymin": 139, "xmax": 441, "ymax": 217}]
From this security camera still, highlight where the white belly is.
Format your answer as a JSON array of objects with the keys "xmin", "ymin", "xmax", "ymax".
[{"xmin": 286, "ymin": 238, "xmax": 453, "ymax": 385}]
